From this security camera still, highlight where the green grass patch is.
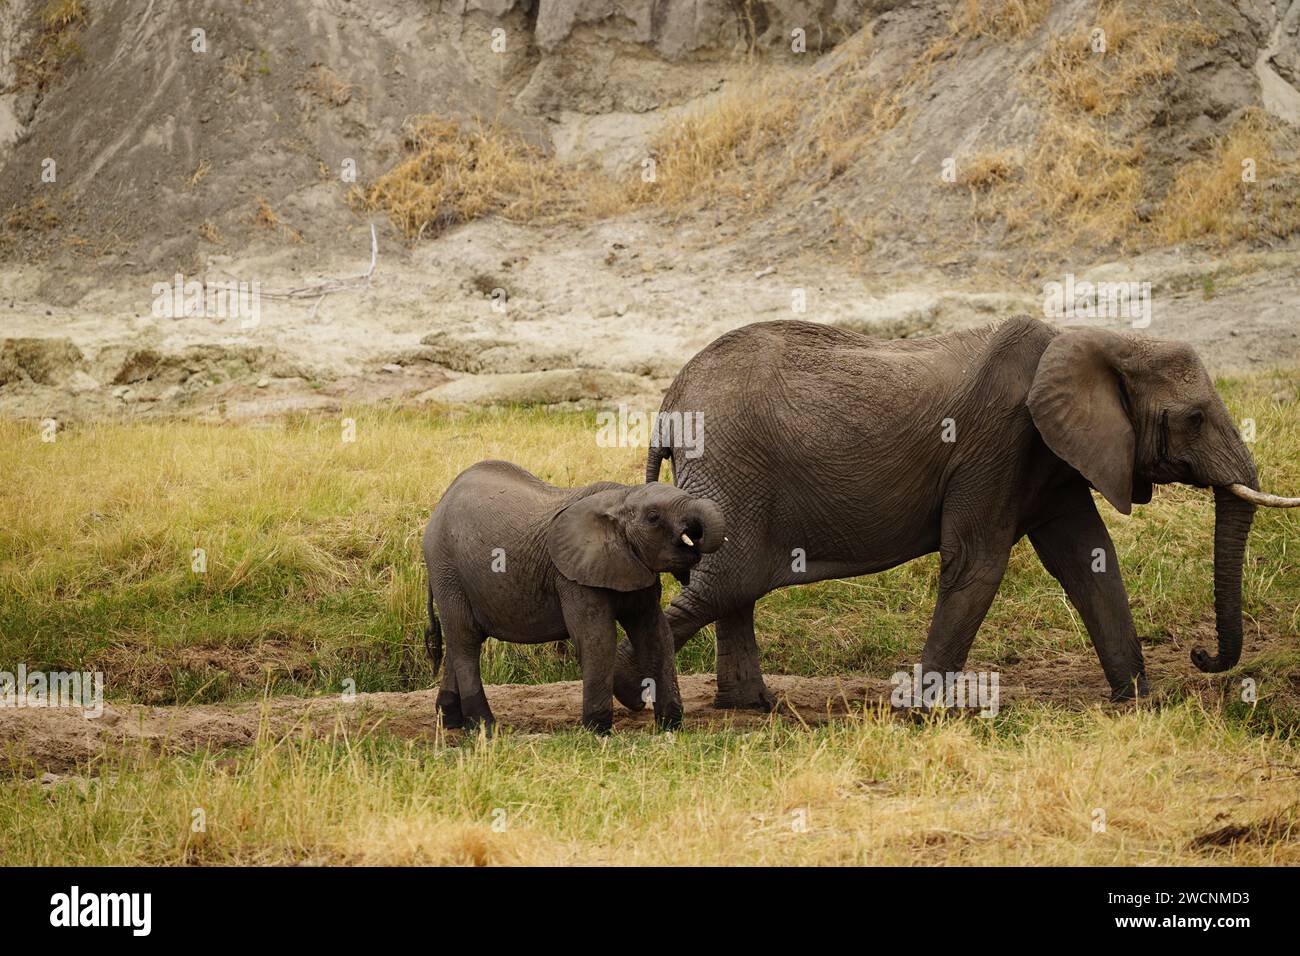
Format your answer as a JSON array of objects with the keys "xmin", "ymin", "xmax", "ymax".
[{"xmin": 1, "ymin": 371, "xmax": 1298, "ymax": 703}]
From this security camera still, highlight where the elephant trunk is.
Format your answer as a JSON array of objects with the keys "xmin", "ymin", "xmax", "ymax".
[
  {"xmin": 681, "ymin": 497, "xmax": 726, "ymax": 554},
  {"xmin": 1191, "ymin": 487, "xmax": 1255, "ymax": 673}
]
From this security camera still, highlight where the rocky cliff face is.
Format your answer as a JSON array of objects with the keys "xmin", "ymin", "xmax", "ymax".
[
  {"xmin": 444, "ymin": 0, "xmax": 894, "ymax": 60},
  {"xmin": 1, "ymin": 0, "xmax": 1297, "ymax": 283}
]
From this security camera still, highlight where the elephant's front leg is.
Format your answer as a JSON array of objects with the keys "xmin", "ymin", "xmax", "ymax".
[
  {"xmin": 558, "ymin": 583, "xmax": 618, "ymax": 734},
  {"xmin": 622, "ymin": 602, "xmax": 684, "ymax": 729},
  {"xmin": 918, "ymin": 500, "xmax": 1014, "ymax": 687},
  {"xmin": 1029, "ymin": 489, "xmax": 1146, "ymax": 700}
]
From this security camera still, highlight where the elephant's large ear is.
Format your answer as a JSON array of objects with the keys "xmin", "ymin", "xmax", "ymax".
[
  {"xmin": 1027, "ymin": 329, "xmax": 1137, "ymax": 515},
  {"xmin": 547, "ymin": 488, "xmax": 656, "ymax": 592}
]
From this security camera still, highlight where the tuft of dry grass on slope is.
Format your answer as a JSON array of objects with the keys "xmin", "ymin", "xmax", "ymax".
[
  {"xmin": 950, "ymin": 0, "xmax": 1051, "ymax": 40},
  {"xmin": 357, "ymin": 116, "xmax": 596, "ymax": 239},
  {"xmin": 1035, "ymin": 1, "xmax": 1215, "ymax": 119},
  {"xmin": 620, "ymin": 75, "xmax": 801, "ymax": 213},
  {"xmin": 10, "ymin": 0, "xmax": 88, "ymax": 92},
  {"xmin": 958, "ymin": 149, "xmax": 1021, "ymax": 191},
  {"xmin": 1156, "ymin": 109, "xmax": 1300, "ymax": 247},
  {"xmin": 2, "ymin": 702, "xmax": 1297, "ymax": 865},
  {"xmin": 624, "ymin": 29, "xmax": 922, "ymax": 217},
  {"xmin": 41, "ymin": 0, "xmax": 86, "ymax": 30},
  {"xmin": 992, "ymin": 0, "xmax": 1220, "ymax": 252}
]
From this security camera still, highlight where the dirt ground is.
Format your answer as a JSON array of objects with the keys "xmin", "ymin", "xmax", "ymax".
[
  {"xmin": 2, "ymin": 625, "xmax": 1281, "ymax": 776},
  {"xmin": 4, "ymin": 235, "xmax": 1300, "ymax": 424}
]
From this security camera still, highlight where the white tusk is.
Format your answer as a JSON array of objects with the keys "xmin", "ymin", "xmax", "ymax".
[
  {"xmin": 1227, "ymin": 484, "xmax": 1300, "ymax": 508},
  {"xmin": 681, "ymin": 533, "xmax": 694, "ymax": 547}
]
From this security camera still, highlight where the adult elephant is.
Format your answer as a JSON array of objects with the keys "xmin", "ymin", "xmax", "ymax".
[{"xmin": 612, "ymin": 316, "xmax": 1299, "ymax": 711}]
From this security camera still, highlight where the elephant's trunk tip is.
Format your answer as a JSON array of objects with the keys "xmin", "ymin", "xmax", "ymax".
[
  {"xmin": 1190, "ymin": 646, "xmax": 1236, "ymax": 673},
  {"xmin": 683, "ymin": 496, "xmax": 726, "ymax": 554}
]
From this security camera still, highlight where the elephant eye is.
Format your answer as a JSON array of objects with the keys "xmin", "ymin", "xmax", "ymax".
[
  {"xmin": 1187, "ymin": 409, "xmax": 1205, "ymax": 430},
  {"xmin": 646, "ymin": 510, "xmax": 660, "ymax": 524}
]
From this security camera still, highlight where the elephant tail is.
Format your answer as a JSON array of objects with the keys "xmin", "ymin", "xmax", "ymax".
[
  {"xmin": 646, "ymin": 444, "xmax": 670, "ymax": 483},
  {"xmin": 423, "ymin": 585, "xmax": 443, "ymax": 676}
]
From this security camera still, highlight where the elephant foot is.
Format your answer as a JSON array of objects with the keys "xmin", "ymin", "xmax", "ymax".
[
  {"xmin": 713, "ymin": 679, "xmax": 776, "ymax": 712},
  {"xmin": 582, "ymin": 710, "xmax": 614, "ymax": 736},
  {"xmin": 1108, "ymin": 672, "xmax": 1149, "ymax": 703},
  {"xmin": 460, "ymin": 716, "xmax": 497, "ymax": 740},
  {"xmin": 436, "ymin": 689, "xmax": 466, "ymax": 730},
  {"xmin": 459, "ymin": 690, "xmax": 496, "ymax": 737},
  {"xmin": 654, "ymin": 704, "xmax": 684, "ymax": 731},
  {"xmin": 612, "ymin": 640, "xmax": 648, "ymax": 712}
]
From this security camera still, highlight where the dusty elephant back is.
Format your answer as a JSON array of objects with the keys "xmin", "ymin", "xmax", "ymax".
[
  {"xmin": 660, "ymin": 320, "xmax": 981, "ymax": 486},
  {"xmin": 652, "ymin": 318, "xmax": 1047, "ymax": 572}
]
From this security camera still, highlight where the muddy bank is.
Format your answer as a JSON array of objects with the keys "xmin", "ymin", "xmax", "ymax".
[{"xmin": 2, "ymin": 626, "xmax": 1283, "ymax": 775}]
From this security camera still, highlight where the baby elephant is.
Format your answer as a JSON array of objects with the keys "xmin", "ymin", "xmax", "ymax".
[{"xmin": 422, "ymin": 460, "xmax": 726, "ymax": 734}]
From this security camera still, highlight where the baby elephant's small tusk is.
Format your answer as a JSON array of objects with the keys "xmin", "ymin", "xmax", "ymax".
[{"xmin": 681, "ymin": 533, "xmax": 695, "ymax": 547}]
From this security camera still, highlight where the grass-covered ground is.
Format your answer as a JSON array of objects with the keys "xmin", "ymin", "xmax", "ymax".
[
  {"xmin": 1, "ymin": 367, "xmax": 1298, "ymax": 864},
  {"xmin": 4, "ymin": 705, "xmax": 1298, "ymax": 865}
]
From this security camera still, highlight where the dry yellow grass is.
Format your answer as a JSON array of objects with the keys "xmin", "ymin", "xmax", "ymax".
[
  {"xmin": 303, "ymin": 65, "xmax": 355, "ymax": 107},
  {"xmin": 253, "ymin": 196, "xmax": 280, "ymax": 229},
  {"xmin": 625, "ymin": 30, "xmax": 916, "ymax": 216},
  {"xmin": 358, "ymin": 116, "xmax": 593, "ymax": 239},
  {"xmin": 225, "ymin": 51, "xmax": 253, "ymax": 83},
  {"xmin": 1036, "ymin": 3, "xmax": 1214, "ymax": 119},
  {"xmin": 250, "ymin": 196, "xmax": 302, "ymax": 242},
  {"xmin": 1000, "ymin": 0, "xmax": 1218, "ymax": 251},
  {"xmin": 951, "ymin": 0, "xmax": 1299, "ymax": 256},
  {"xmin": 950, "ymin": 0, "xmax": 1051, "ymax": 40},
  {"xmin": 1156, "ymin": 109, "xmax": 1300, "ymax": 246},
  {"xmin": 359, "ymin": 31, "xmax": 906, "ymax": 231},
  {"xmin": 40, "ymin": 0, "xmax": 85, "ymax": 30},
  {"xmin": 622, "ymin": 75, "xmax": 801, "ymax": 212},
  {"xmin": 959, "ymin": 149, "xmax": 1021, "ymax": 191},
  {"xmin": 4, "ymin": 196, "xmax": 61, "ymax": 232},
  {"xmin": 13, "ymin": 0, "xmax": 87, "ymax": 91},
  {"xmin": 3, "ymin": 704, "xmax": 1298, "ymax": 865},
  {"xmin": 351, "ymin": 2, "xmax": 1291, "ymax": 259}
]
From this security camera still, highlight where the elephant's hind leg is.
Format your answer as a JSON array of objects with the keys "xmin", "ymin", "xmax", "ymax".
[
  {"xmin": 712, "ymin": 601, "xmax": 776, "ymax": 711},
  {"xmin": 429, "ymin": 591, "xmax": 468, "ymax": 729},
  {"xmin": 440, "ymin": 600, "xmax": 493, "ymax": 734},
  {"xmin": 436, "ymin": 665, "xmax": 465, "ymax": 729}
]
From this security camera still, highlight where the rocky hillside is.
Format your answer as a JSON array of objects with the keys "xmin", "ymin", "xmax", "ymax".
[
  {"xmin": 1, "ymin": 0, "xmax": 1298, "ymax": 422},
  {"xmin": 3, "ymin": 0, "xmax": 1298, "ymax": 274}
]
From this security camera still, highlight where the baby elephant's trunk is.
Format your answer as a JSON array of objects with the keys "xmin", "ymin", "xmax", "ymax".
[
  {"xmin": 681, "ymin": 497, "xmax": 726, "ymax": 554},
  {"xmin": 423, "ymin": 586, "xmax": 443, "ymax": 675}
]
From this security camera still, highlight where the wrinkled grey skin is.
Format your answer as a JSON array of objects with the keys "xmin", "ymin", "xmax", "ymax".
[
  {"xmin": 423, "ymin": 460, "xmax": 725, "ymax": 733},
  {"xmin": 613, "ymin": 316, "xmax": 1263, "ymax": 711}
]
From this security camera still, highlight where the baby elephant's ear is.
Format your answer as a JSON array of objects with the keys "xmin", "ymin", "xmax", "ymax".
[{"xmin": 547, "ymin": 488, "xmax": 656, "ymax": 592}]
